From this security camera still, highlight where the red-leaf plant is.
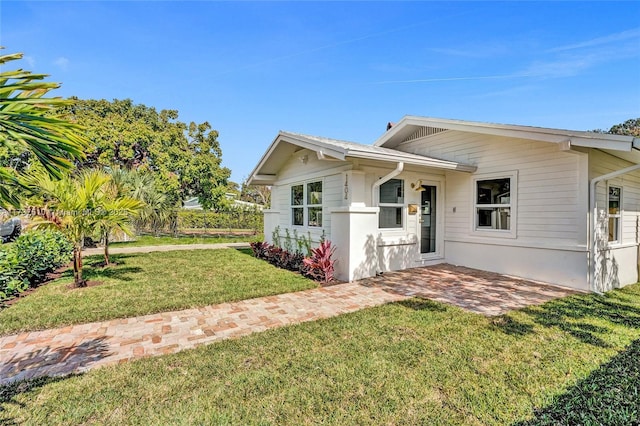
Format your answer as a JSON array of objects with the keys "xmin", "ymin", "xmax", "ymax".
[{"xmin": 302, "ymin": 240, "xmax": 336, "ymax": 284}]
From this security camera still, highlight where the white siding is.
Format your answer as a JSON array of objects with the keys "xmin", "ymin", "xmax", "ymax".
[
  {"xmin": 268, "ymin": 150, "xmax": 348, "ymax": 245},
  {"xmin": 590, "ymin": 149, "xmax": 640, "ymax": 246},
  {"xmin": 400, "ymin": 131, "xmax": 583, "ymax": 248}
]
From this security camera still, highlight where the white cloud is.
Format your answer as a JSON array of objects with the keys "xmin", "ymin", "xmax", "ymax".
[
  {"xmin": 54, "ymin": 56, "xmax": 69, "ymax": 71},
  {"xmin": 547, "ymin": 28, "xmax": 640, "ymax": 53}
]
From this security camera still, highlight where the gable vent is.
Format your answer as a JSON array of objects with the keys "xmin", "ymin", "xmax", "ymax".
[{"xmin": 403, "ymin": 126, "xmax": 447, "ymax": 142}]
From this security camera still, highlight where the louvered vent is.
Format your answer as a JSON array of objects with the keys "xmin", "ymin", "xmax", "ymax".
[{"xmin": 403, "ymin": 126, "xmax": 447, "ymax": 142}]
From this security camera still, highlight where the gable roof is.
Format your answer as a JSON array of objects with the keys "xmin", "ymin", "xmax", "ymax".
[
  {"xmin": 375, "ymin": 116, "xmax": 640, "ymax": 154},
  {"xmin": 248, "ymin": 131, "xmax": 477, "ymax": 185}
]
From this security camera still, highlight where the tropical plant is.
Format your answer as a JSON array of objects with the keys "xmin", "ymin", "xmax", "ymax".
[
  {"xmin": 302, "ymin": 240, "xmax": 336, "ymax": 284},
  {"xmin": 0, "ymin": 51, "xmax": 87, "ymax": 207},
  {"xmin": 29, "ymin": 169, "xmax": 140, "ymax": 286}
]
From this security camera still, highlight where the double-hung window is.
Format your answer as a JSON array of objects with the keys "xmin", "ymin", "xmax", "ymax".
[
  {"xmin": 378, "ymin": 178, "xmax": 404, "ymax": 229},
  {"xmin": 608, "ymin": 186, "xmax": 621, "ymax": 243},
  {"xmin": 291, "ymin": 181, "xmax": 323, "ymax": 227},
  {"xmin": 474, "ymin": 172, "xmax": 517, "ymax": 237}
]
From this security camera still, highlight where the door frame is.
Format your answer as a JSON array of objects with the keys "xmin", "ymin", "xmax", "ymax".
[{"xmin": 416, "ymin": 178, "xmax": 445, "ymax": 261}]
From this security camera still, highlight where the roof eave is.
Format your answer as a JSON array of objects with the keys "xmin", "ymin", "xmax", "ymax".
[{"xmin": 345, "ymin": 151, "xmax": 477, "ymax": 173}]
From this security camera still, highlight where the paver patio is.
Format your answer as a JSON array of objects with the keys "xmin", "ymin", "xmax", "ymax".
[
  {"xmin": 359, "ymin": 263, "xmax": 580, "ymax": 316},
  {"xmin": 0, "ymin": 263, "xmax": 578, "ymax": 385}
]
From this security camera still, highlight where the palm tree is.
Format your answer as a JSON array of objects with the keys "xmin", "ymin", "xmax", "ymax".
[
  {"xmin": 0, "ymin": 51, "xmax": 88, "ymax": 206},
  {"xmin": 94, "ymin": 173, "xmax": 143, "ymax": 265},
  {"xmin": 32, "ymin": 169, "xmax": 141, "ymax": 286}
]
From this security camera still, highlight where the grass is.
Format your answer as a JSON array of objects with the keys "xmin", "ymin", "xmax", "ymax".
[
  {"xmin": 109, "ymin": 233, "xmax": 263, "ymax": 247},
  {"xmin": 0, "ymin": 248, "xmax": 313, "ymax": 335},
  {"xmin": 1, "ymin": 283, "xmax": 640, "ymax": 424}
]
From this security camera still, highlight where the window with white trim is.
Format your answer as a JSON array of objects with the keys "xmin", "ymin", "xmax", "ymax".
[
  {"xmin": 291, "ymin": 181, "xmax": 323, "ymax": 227},
  {"xmin": 608, "ymin": 186, "xmax": 621, "ymax": 243},
  {"xmin": 474, "ymin": 174, "xmax": 516, "ymax": 235},
  {"xmin": 378, "ymin": 179, "xmax": 404, "ymax": 228}
]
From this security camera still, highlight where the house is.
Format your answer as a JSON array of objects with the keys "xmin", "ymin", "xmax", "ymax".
[{"xmin": 248, "ymin": 116, "xmax": 640, "ymax": 293}]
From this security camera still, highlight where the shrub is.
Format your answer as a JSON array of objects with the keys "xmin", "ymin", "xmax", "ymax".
[
  {"xmin": 0, "ymin": 229, "xmax": 73, "ymax": 302},
  {"xmin": 302, "ymin": 240, "xmax": 336, "ymax": 284},
  {"xmin": 251, "ymin": 239, "xmax": 336, "ymax": 283}
]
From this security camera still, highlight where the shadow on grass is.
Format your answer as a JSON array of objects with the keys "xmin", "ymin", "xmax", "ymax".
[
  {"xmin": 0, "ymin": 337, "xmax": 110, "ymax": 387},
  {"xmin": 515, "ymin": 338, "xmax": 640, "ymax": 425},
  {"xmin": 81, "ymin": 266, "xmax": 144, "ymax": 282},
  {"xmin": 493, "ymin": 289, "xmax": 640, "ymax": 347},
  {"xmin": 0, "ymin": 375, "xmax": 72, "ymax": 425},
  {"xmin": 397, "ymin": 298, "xmax": 448, "ymax": 312},
  {"xmin": 235, "ymin": 247, "xmax": 254, "ymax": 257}
]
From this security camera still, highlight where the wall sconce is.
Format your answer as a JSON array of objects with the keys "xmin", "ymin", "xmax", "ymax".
[
  {"xmin": 299, "ymin": 154, "xmax": 308, "ymax": 164},
  {"xmin": 410, "ymin": 180, "xmax": 425, "ymax": 191}
]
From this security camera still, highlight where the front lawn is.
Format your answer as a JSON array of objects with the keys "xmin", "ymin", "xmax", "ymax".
[
  {"xmin": 2, "ymin": 284, "xmax": 639, "ymax": 424},
  {"xmin": 110, "ymin": 233, "xmax": 262, "ymax": 247},
  {"xmin": 0, "ymin": 248, "xmax": 313, "ymax": 335}
]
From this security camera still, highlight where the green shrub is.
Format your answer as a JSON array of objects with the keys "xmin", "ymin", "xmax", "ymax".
[
  {"xmin": 0, "ymin": 229, "xmax": 73, "ymax": 302},
  {"xmin": 177, "ymin": 209, "xmax": 263, "ymax": 232}
]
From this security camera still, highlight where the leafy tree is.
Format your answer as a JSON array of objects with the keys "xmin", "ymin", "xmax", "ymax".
[
  {"xmin": 57, "ymin": 98, "xmax": 231, "ymax": 210},
  {"xmin": 608, "ymin": 118, "xmax": 640, "ymax": 137},
  {"xmin": 241, "ymin": 180, "xmax": 271, "ymax": 207},
  {"xmin": 0, "ymin": 51, "xmax": 87, "ymax": 207}
]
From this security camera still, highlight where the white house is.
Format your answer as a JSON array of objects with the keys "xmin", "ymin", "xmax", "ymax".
[{"xmin": 248, "ymin": 116, "xmax": 640, "ymax": 293}]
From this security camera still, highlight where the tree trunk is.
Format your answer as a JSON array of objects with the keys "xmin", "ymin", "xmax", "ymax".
[
  {"xmin": 103, "ymin": 232, "xmax": 110, "ymax": 265},
  {"xmin": 73, "ymin": 245, "xmax": 86, "ymax": 287}
]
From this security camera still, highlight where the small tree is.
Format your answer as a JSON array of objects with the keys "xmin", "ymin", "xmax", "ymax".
[{"xmin": 30, "ymin": 169, "xmax": 140, "ymax": 286}]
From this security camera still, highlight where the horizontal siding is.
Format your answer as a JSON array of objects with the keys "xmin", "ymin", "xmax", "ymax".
[
  {"xmin": 402, "ymin": 132, "xmax": 581, "ymax": 246},
  {"xmin": 269, "ymin": 152, "xmax": 345, "ymax": 244},
  {"xmin": 590, "ymin": 150, "xmax": 640, "ymax": 245}
]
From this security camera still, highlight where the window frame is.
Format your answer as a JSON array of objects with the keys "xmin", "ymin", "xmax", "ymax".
[
  {"xmin": 377, "ymin": 178, "xmax": 405, "ymax": 230},
  {"xmin": 607, "ymin": 184, "xmax": 622, "ymax": 245},
  {"xmin": 471, "ymin": 171, "xmax": 518, "ymax": 239},
  {"xmin": 290, "ymin": 180, "xmax": 324, "ymax": 228}
]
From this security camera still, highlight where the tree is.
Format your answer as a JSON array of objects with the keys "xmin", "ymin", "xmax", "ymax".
[
  {"xmin": 93, "ymin": 173, "xmax": 144, "ymax": 265},
  {"xmin": 608, "ymin": 118, "xmax": 640, "ymax": 137},
  {"xmin": 57, "ymin": 98, "xmax": 231, "ymax": 210},
  {"xmin": 241, "ymin": 180, "xmax": 271, "ymax": 207},
  {"xmin": 31, "ymin": 169, "xmax": 140, "ymax": 286},
  {"xmin": 0, "ymin": 51, "xmax": 87, "ymax": 207}
]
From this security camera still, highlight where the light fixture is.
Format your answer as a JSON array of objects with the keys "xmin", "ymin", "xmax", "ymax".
[{"xmin": 410, "ymin": 180, "xmax": 425, "ymax": 191}]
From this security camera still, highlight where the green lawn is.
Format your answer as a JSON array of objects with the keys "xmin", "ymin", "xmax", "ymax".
[
  {"xmin": 0, "ymin": 248, "xmax": 313, "ymax": 335},
  {"xmin": 2, "ymin": 284, "xmax": 639, "ymax": 424},
  {"xmin": 110, "ymin": 233, "xmax": 262, "ymax": 247}
]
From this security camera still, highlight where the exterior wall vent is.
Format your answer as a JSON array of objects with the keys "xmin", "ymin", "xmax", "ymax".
[{"xmin": 403, "ymin": 126, "xmax": 447, "ymax": 143}]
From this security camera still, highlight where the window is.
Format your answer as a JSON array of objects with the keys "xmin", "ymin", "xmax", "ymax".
[
  {"xmin": 608, "ymin": 186, "xmax": 621, "ymax": 243},
  {"xmin": 475, "ymin": 176, "xmax": 512, "ymax": 231},
  {"xmin": 291, "ymin": 181, "xmax": 323, "ymax": 227},
  {"xmin": 378, "ymin": 178, "xmax": 404, "ymax": 228}
]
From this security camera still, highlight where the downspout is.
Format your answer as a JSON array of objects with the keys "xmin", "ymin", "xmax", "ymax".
[
  {"xmin": 589, "ymin": 162, "xmax": 640, "ymax": 293},
  {"xmin": 371, "ymin": 162, "xmax": 405, "ymax": 206}
]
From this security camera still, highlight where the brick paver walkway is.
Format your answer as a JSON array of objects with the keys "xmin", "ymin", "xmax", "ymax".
[
  {"xmin": 359, "ymin": 263, "xmax": 580, "ymax": 316},
  {"xmin": 0, "ymin": 283, "xmax": 406, "ymax": 385},
  {"xmin": 0, "ymin": 264, "xmax": 579, "ymax": 385}
]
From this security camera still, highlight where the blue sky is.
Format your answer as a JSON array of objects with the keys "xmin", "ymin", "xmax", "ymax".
[{"xmin": 2, "ymin": 1, "xmax": 640, "ymax": 183}]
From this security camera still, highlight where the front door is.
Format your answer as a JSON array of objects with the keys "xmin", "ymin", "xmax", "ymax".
[{"xmin": 420, "ymin": 185, "xmax": 437, "ymax": 254}]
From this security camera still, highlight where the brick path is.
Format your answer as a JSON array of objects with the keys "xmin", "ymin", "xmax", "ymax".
[
  {"xmin": 0, "ymin": 264, "xmax": 579, "ymax": 385},
  {"xmin": 0, "ymin": 283, "xmax": 406, "ymax": 385}
]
